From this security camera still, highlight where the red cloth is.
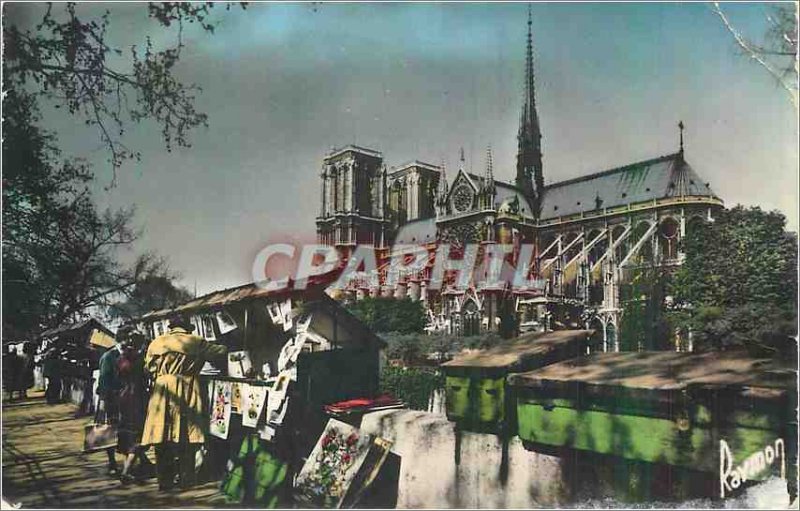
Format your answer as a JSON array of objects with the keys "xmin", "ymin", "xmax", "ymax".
[{"xmin": 324, "ymin": 394, "xmax": 402, "ymax": 413}]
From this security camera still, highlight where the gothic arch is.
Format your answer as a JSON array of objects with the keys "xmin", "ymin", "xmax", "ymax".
[
  {"xmin": 659, "ymin": 217, "xmax": 680, "ymax": 260},
  {"xmin": 461, "ymin": 297, "xmax": 481, "ymax": 337},
  {"xmin": 686, "ymin": 215, "xmax": 707, "ymax": 236},
  {"xmin": 611, "ymin": 224, "xmax": 628, "ymax": 262},
  {"xmin": 631, "ymin": 220, "xmax": 655, "ymax": 265},
  {"xmin": 588, "ymin": 317, "xmax": 605, "ymax": 353}
]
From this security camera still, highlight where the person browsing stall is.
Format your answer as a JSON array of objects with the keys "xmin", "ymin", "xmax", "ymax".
[{"xmin": 141, "ymin": 314, "xmax": 227, "ymax": 491}]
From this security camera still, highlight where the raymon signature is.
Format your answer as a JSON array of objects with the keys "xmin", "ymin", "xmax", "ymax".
[{"xmin": 720, "ymin": 437, "xmax": 786, "ymax": 498}]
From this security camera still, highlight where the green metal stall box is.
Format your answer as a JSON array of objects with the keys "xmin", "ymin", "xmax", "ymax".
[
  {"xmin": 441, "ymin": 329, "xmax": 592, "ymax": 433},
  {"xmin": 508, "ymin": 351, "xmax": 796, "ymax": 482}
]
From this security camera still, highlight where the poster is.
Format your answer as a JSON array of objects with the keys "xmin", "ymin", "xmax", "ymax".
[
  {"xmin": 209, "ymin": 380, "xmax": 232, "ymax": 440},
  {"xmin": 241, "ymin": 383, "xmax": 268, "ymax": 428},
  {"xmin": 230, "ymin": 381, "xmax": 242, "ymax": 414},
  {"xmin": 294, "ymin": 419, "xmax": 374, "ymax": 508},
  {"xmin": 265, "ymin": 371, "xmax": 291, "ymax": 426},
  {"xmin": 277, "ymin": 333, "xmax": 305, "ymax": 372},
  {"xmin": 266, "ymin": 298, "xmax": 293, "ymax": 331},
  {"xmin": 279, "ymin": 299, "xmax": 293, "ymax": 331},
  {"xmin": 266, "ymin": 301, "xmax": 282, "ymax": 325},
  {"xmin": 216, "ymin": 311, "xmax": 238, "ymax": 334},
  {"xmin": 228, "ymin": 350, "xmax": 252, "ymax": 379}
]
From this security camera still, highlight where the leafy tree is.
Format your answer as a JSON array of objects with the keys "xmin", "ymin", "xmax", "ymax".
[
  {"xmin": 2, "ymin": 89, "xmax": 173, "ymax": 338},
  {"xmin": 108, "ymin": 274, "xmax": 193, "ymax": 322},
  {"xmin": 2, "ymin": 3, "xmax": 241, "ymax": 337},
  {"xmin": 3, "ymin": 2, "xmax": 246, "ymax": 179},
  {"xmin": 381, "ymin": 332, "xmax": 426, "ymax": 365},
  {"xmin": 670, "ymin": 206, "xmax": 797, "ymax": 356},
  {"xmin": 380, "ymin": 331, "xmax": 504, "ymax": 365},
  {"xmin": 346, "ymin": 297, "xmax": 426, "ymax": 334},
  {"xmin": 380, "ymin": 365, "xmax": 443, "ymax": 411},
  {"xmin": 618, "ymin": 265, "xmax": 673, "ymax": 351}
]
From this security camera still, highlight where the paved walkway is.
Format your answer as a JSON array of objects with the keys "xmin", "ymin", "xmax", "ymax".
[{"xmin": 2, "ymin": 392, "xmax": 231, "ymax": 508}]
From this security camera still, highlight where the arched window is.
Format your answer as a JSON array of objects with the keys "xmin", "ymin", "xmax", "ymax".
[
  {"xmin": 461, "ymin": 299, "xmax": 481, "ymax": 337},
  {"xmin": 659, "ymin": 217, "xmax": 680, "ymax": 260},
  {"xmin": 588, "ymin": 318, "xmax": 604, "ymax": 353}
]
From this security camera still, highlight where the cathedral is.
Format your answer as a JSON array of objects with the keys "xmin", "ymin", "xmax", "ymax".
[{"xmin": 315, "ymin": 11, "xmax": 723, "ymax": 350}]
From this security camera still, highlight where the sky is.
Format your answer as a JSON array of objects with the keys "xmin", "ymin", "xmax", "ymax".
[{"xmin": 5, "ymin": 1, "xmax": 798, "ymax": 296}]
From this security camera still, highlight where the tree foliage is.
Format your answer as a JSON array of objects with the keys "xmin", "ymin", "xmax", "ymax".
[
  {"xmin": 346, "ymin": 297, "xmax": 427, "ymax": 334},
  {"xmin": 618, "ymin": 265, "xmax": 673, "ymax": 351},
  {"xmin": 3, "ymin": 1, "xmax": 246, "ymax": 180},
  {"xmin": 2, "ymin": 89, "xmax": 178, "ymax": 338},
  {"xmin": 670, "ymin": 206, "xmax": 798, "ymax": 356},
  {"xmin": 3, "ymin": 3, "xmax": 240, "ymax": 337},
  {"xmin": 380, "ymin": 365, "xmax": 443, "ymax": 411},
  {"xmin": 108, "ymin": 274, "xmax": 193, "ymax": 322},
  {"xmin": 380, "ymin": 331, "xmax": 504, "ymax": 365}
]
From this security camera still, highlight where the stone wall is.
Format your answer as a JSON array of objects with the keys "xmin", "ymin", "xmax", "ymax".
[{"xmin": 360, "ymin": 409, "xmax": 566, "ymax": 508}]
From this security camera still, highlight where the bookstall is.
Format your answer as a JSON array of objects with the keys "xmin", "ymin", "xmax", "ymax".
[{"xmin": 137, "ymin": 281, "xmax": 388, "ymax": 507}]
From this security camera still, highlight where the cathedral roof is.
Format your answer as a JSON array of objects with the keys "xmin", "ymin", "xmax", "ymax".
[
  {"xmin": 465, "ymin": 173, "xmax": 537, "ymax": 219},
  {"xmin": 538, "ymin": 153, "xmax": 718, "ymax": 220}
]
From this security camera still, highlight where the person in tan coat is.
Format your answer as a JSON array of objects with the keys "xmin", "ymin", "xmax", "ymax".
[{"xmin": 141, "ymin": 315, "xmax": 227, "ymax": 490}]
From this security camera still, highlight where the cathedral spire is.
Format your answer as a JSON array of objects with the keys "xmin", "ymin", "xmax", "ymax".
[
  {"xmin": 516, "ymin": 4, "xmax": 544, "ymax": 217},
  {"xmin": 485, "ymin": 145, "xmax": 495, "ymax": 191},
  {"xmin": 483, "ymin": 145, "xmax": 496, "ymax": 209},
  {"xmin": 436, "ymin": 159, "xmax": 449, "ymax": 216}
]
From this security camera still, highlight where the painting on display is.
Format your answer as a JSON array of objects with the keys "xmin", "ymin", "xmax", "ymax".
[
  {"xmin": 241, "ymin": 383, "xmax": 268, "ymax": 428},
  {"xmin": 209, "ymin": 380, "xmax": 232, "ymax": 440},
  {"xmin": 228, "ymin": 350, "xmax": 253, "ymax": 379},
  {"xmin": 230, "ymin": 381, "xmax": 242, "ymax": 414},
  {"xmin": 294, "ymin": 419, "xmax": 378, "ymax": 508}
]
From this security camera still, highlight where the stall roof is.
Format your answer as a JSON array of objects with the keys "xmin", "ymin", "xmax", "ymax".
[
  {"xmin": 140, "ymin": 278, "xmax": 333, "ymax": 321},
  {"xmin": 442, "ymin": 330, "xmax": 592, "ymax": 370},
  {"xmin": 507, "ymin": 351, "xmax": 795, "ymax": 391},
  {"xmin": 39, "ymin": 318, "xmax": 113, "ymax": 340},
  {"xmin": 137, "ymin": 278, "xmax": 385, "ymax": 350},
  {"xmin": 89, "ymin": 329, "xmax": 116, "ymax": 349}
]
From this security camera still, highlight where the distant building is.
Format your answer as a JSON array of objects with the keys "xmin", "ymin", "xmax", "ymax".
[{"xmin": 316, "ymin": 11, "xmax": 723, "ymax": 350}]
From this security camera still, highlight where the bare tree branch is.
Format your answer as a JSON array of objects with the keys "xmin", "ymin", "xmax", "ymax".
[{"xmin": 712, "ymin": 1, "xmax": 798, "ymax": 109}]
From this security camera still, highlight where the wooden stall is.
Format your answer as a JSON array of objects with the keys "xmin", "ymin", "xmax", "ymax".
[
  {"xmin": 37, "ymin": 318, "xmax": 116, "ymax": 411},
  {"xmin": 136, "ymin": 281, "xmax": 386, "ymax": 506}
]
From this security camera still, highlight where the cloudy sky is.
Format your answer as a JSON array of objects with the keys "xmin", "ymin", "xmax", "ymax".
[{"xmin": 6, "ymin": 2, "xmax": 798, "ymax": 295}]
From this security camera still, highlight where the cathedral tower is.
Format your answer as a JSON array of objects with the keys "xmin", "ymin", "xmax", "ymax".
[
  {"xmin": 317, "ymin": 145, "xmax": 388, "ymax": 248},
  {"xmin": 515, "ymin": 7, "xmax": 544, "ymax": 217}
]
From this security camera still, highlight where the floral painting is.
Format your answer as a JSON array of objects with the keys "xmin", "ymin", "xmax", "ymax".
[
  {"xmin": 209, "ymin": 380, "xmax": 232, "ymax": 440},
  {"xmin": 294, "ymin": 419, "xmax": 373, "ymax": 508}
]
